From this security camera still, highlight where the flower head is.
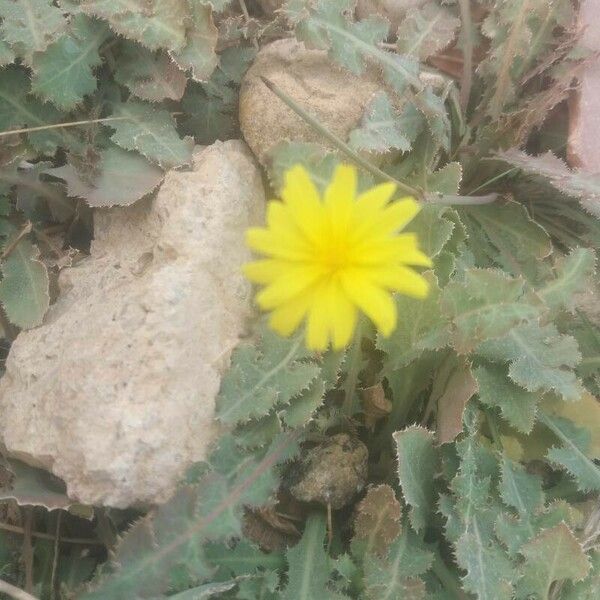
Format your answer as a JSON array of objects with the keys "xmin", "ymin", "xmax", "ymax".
[{"xmin": 244, "ymin": 164, "xmax": 432, "ymax": 351}]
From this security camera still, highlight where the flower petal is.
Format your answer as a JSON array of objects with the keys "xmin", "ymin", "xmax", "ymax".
[
  {"xmin": 340, "ymin": 270, "xmax": 397, "ymax": 336},
  {"xmin": 243, "ymin": 259, "xmax": 290, "ymax": 285},
  {"xmin": 256, "ymin": 265, "xmax": 324, "ymax": 310},
  {"xmin": 246, "ymin": 227, "xmax": 312, "ymax": 261},
  {"xmin": 352, "ymin": 233, "xmax": 432, "ymax": 267},
  {"xmin": 269, "ymin": 291, "xmax": 314, "ymax": 337},
  {"xmin": 367, "ymin": 265, "xmax": 430, "ymax": 298},
  {"xmin": 329, "ymin": 282, "xmax": 357, "ymax": 350},
  {"xmin": 352, "ymin": 197, "xmax": 420, "ymax": 243}
]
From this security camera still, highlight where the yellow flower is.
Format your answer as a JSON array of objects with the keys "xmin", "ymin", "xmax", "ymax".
[{"xmin": 244, "ymin": 164, "xmax": 432, "ymax": 351}]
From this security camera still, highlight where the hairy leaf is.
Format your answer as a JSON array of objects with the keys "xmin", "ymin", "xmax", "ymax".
[
  {"xmin": 114, "ymin": 41, "xmax": 187, "ymax": 102},
  {"xmin": 352, "ymin": 484, "xmax": 402, "ymax": 558},
  {"xmin": 498, "ymin": 456, "xmax": 544, "ymax": 517},
  {"xmin": 378, "ymin": 271, "xmax": 449, "ymax": 370},
  {"xmin": 0, "ymin": 234, "xmax": 49, "ymax": 328},
  {"xmin": 477, "ymin": 322, "xmax": 583, "ymax": 401},
  {"xmin": 519, "ymin": 523, "xmax": 590, "ymax": 598},
  {"xmin": 396, "ymin": 2, "xmax": 460, "ymax": 60},
  {"xmin": 170, "ymin": 2, "xmax": 218, "ymax": 81},
  {"xmin": 108, "ymin": 101, "xmax": 194, "ymax": 169},
  {"xmin": 496, "ymin": 149, "xmax": 600, "ymax": 217},
  {"xmin": 475, "ymin": 364, "xmax": 540, "ymax": 434},
  {"xmin": 393, "ymin": 426, "xmax": 438, "ymax": 532},
  {"xmin": 30, "ymin": 14, "xmax": 108, "ymax": 110},
  {"xmin": 538, "ymin": 248, "xmax": 596, "ymax": 313},
  {"xmin": 363, "ymin": 523, "xmax": 432, "ymax": 600},
  {"xmin": 0, "ymin": 0, "xmax": 66, "ymax": 60},
  {"xmin": 216, "ymin": 330, "xmax": 320, "ymax": 425},
  {"xmin": 205, "ymin": 540, "xmax": 285, "ymax": 576},
  {"xmin": 349, "ymin": 93, "xmax": 424, "ymax": 153},
  {"xmin": 80, "ymin": 0, "xmax": 188, "ymax": 52},
  {"xmin": 442, "ymin": 269, "xmax": 541, "ymax": 353},
  {"xmin": 282, "ymin": 513, "xmax": 332, "ymax": 600},
  {"xmin": 541, "ymin": 412, "xmax": 600, "ymax": 492},
  {"xmin": 45, "ymin": 145, "xmax": 164, "ymax": 207},
  {"xmin": 405, "ymin": 205, "xmax": 456, "ymax": 258}
]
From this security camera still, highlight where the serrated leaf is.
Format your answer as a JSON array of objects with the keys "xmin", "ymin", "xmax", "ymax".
[
  {"xmin": 80, "ymin": 0, "xmax": 188, "ymax": 52},
  {"xmin": 406, "ymin": 205, "xmax": 456, "ymax": 258},
  {"xmin": 462, "ymin": 200, "xmax": 552, "ymax": 281},
  {"xmin": 45, "ymin": 145, "xmax": 164, "ymax": 207},
  {"xmin": 562, "ymin": 550, "xmax": 600, "ymax": 600},
  {"xmin": 378, "ymin": 272, "xmax": 450, "ymax": 369},
  {"xmin": 216, "ymin": 330, "xmax": 320, "ymax": 425},
  {"xmin": 475, "ymin": 364, "xmax": 539, "ymax": 434},
  {"xmin": 349, "ymin": 93, "xmax": 424, "ymax": 153},
  {"xmin": 538, "ymin": 248, "xmax": 596, "ymax": 313},
  {"xmin": 396, "ymin": 2, "xmax": 460, "ymax": 60},
  {"xmin": 540, "ymin": 411, "xmax": 600, "ymax": 492},
  {"xmin": 442, "ymin": 269, "xmax": 542, "ymax": 353},
  {"xmin": 0, "ymin": 233, "xmax": 49, "ymax": 328},
  {"xmin": 170, "ymin": 2, "xmax": 218, "ymax": 81},
  {"xmin": 417, "ymin": 87, "xmax": 451, "ymax": 152},
  {"xmin": 114, "ymin": 41, "xmax": 187, "ymax": 102},
  {"xmin": 0, "ymin": 65, "xmax": 78, "ymax": 154},
  {"xmin": 519, "ymin": 523, "xmax": 590, "ymax": 598},
  {"xmin": 85, "ymin": 433, "xmax": 298, "ymax": 598},
  {"xmin": 498, "ymin": 456, "xmax": 544, "ymax": 517},
  {"xmin": 352, "ymin": 484, "xmax": 402, "ymax": 558},
  {"xmin": 455, "ymin": 529, "xmax": 515, "ymax": 600},
  {"xmin": 108, "ymin": 101, "xmax": 194, "ymax": 169},
  {"xmin": 363, "ymin": 523, "xmax": 432, "ymax": 600},
  {"xmin": 393, "ymin": 426, "xmax": 438, "ymax": 532},
  {"xmin": 425, "ymin": 162, "xmax": 462, "ymax": 195},
  {"xmin": 496, "ymin": 148, "xmax": 600, "ymax": 217},
  {"xmin": 30, "ymin": 14, "xmax": 108, "ymax": 111},
  {"xmin": 0, "ymin": 39, "xmax": 15, "ymax": 66},
  {"xmin": 282, "ymin": 513, "xmax": 332, "ymax": 600},
  {"xmin": 477, "ymin": 322, "xmax": 583, "ymax": 401},
  {"xmin": 0, "ymin": 0, "xmax": 66, "ymax": 60}
]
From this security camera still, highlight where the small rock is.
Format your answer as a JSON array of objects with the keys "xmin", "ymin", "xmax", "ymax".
[
  {"xmin": 568, "ymin": 0, "xmax": 600, "ymax": 172},
  {"xmin": 288, "ymin": 434, "xmax": 368, "ymax": 509},
  {"xmin": 239, "ymin": 38, "xmax": 388, "ymax": 164},
  {"xmin": 356, "ymin": 0, "xmax": 428, "ymax": 30},
  {"xmin": 0, "ymin": 141, "xmax": 265, "ymax": 508}
]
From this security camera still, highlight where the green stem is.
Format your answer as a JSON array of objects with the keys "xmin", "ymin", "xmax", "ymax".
[
  {"xmin": 342, "ymin": 318, "xmax": 364, "ymax": 418},
  {"xmin": 457, "ymin": 0, "xmax": 473, "ymax": 112}
]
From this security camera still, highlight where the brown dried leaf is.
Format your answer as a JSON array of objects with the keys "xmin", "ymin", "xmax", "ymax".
[
  {"xmin": 353, "ymin": 484, "xmax": 402, "ymax": 557},
  {"xmin": 361, "ymin": 383, "xmax": 392, "ymax": 429}
]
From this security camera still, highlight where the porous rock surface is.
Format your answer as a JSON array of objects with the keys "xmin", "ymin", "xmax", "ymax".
[
  {"xmin": 239, "ymin": 38, "xmax": 388, "ymax": 164},
  {"xmin": 0, "ymin": 141, "xmax": 265, "ymax": 508}
]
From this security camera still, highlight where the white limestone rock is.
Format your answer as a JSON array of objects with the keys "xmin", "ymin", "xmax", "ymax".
[{"xmin": 0, "ymin": 140, "xmax": 265, "ymax": 508}]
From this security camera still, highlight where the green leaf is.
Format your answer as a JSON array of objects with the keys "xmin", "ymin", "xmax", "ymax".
[
  {"xmin": 562, "ymin": 551, "xmax": 600, "ymax": 600},
  {"xmin": 349, "ymin": 93, "xmax": 424, "ymax": 153},
  {"xmin": 108, "ymin": 101, "xmax": 194, "ymax": 169},
  {"xmin": 205, "ymin": 540, "xmax": 285, "ymax": 576},
  {"xmin": 461, "ymin": 200, "xmax": 552, "ymax": 281},
  {"xmin": 283, "ymin": 513, "xmax": 332, "ymax": 600},
  {"xmin": 455, "ymin": 529, "xmax": 515, "ymax": 600},
  {"xmin": 417, "ymin": 88, "xmax": 451, "ymax": 152},
  {"xmin": 0, "ymin": 65, "xmax": 77, "ymax": 154},
  {"xmin": 30, "ymin": 14, "xmax": 108, "ymax": 111},
  {"xmin": 393, "ymin": 426, "xmax": 438, "ymax": 532},
  {"xmin": 0, "ymin": 234, "xmax": 49, "ymax": 329},
  {"xmin": 216, "ymin": 330, "xmax": 320, "ymax": 425},
  {"xmin": 363, "ymin": 524, "xmax": 432, "ymax": 600},
  {"xmin": 496, "ymin": 148, "xmax": 600, "ymax": 217},
  {"xmin": 498, "ymin": 456, "xmax": 544, "ymax": 516},
  {"xmin": 475, "ymin": 364, "xmax": 540, "ymax": 434},
  {"xmin": 114, "ymin": 41, "xmax": 188, "ymax": 102},
  {"xmin": 537, "ymin": 248, "xmax": 596, "ymax": 313},
  {"xmin": 541, "ymin": 411, "xmax": 600, "ymax": 492},
  {"xmin": 442, "ymin": 269, "xmax": 542, "ymax": 353},
  {"xmin": 86, "ymin": 433, "xmax": 298, "ymax": 599},
  {"xmin": 519, "ymin": 523, "xmax": 590, "ymax": 598},
  {"xmin": 0, "ymin": 38, "xmax": 15, "ymax": 66},
  {"xmin": 45, "ymin": 145, "xmax": 164, "ymax": 207},
  {"xmin": 406, "ymin": 205, "xmax": 456, "ymax": 258},
  {"xmin": 378, "ymin": 272, "xmax": 450, "ymax": 369},
  {"xmin": 425, "ymin": 162, "xmax": 463, "ymax": 195},
  {"xmin": 80, "ymin": 0, "xmax": 188, "ymax": 52},
  {"xmin": 170, "ymin": 2, "xmax": 218, "ymax": 81},
  {"xmin": 396, "ymin": 2, "xmax": 460, "ymax": 60},
  {"xmin": 477, "ymin": 322, "xmax": 583, "ymax": 401},
  {"xmin": 0, "ymin": 0, "xmax": 66, "ymax": 60}
]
